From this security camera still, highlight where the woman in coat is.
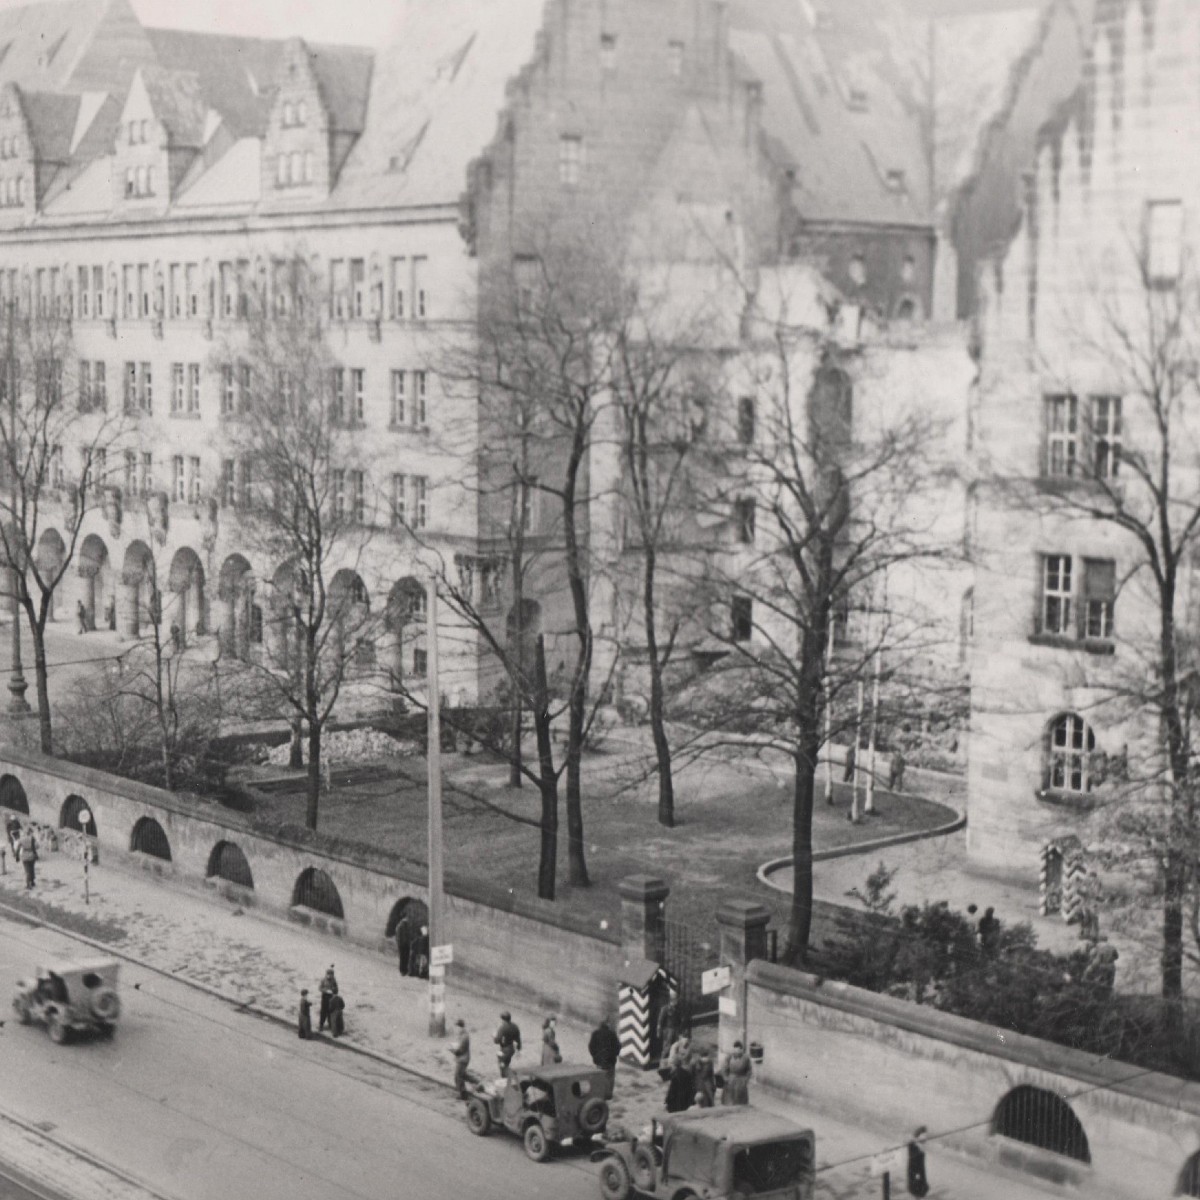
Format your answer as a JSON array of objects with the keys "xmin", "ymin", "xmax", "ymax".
[
  {"xmin": 541, "ymin": 1016, "xmax": 562, "ymax": 1064},
  {"xmin": 721, "ymin": 1041, "xmax": 752, "ymax": 1106},
  {"xmin": 692, "ymin": 1049, "xmax": 716, "ymax": 1107},
  {"xmin": 664, "ymin": 1037, "xmax": 695, "ymax": 1113}
]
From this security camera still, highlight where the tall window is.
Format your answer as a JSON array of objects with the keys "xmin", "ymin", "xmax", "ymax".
[
  {"xmin": 139, "ymin": 265, "xmax": 150, "ymax": 317},
  {"xmin": 413, "ymin": 370, "xmax": 427, "ymax": 427},
  {"xmin": 391, "ymin": 472, "xmax": 406, "ymax": 526},
  {"xmin": 187, "ymin": 456, "xmax": 200, "ymax": 504},
  {"xmin": 185, "ymin": 264, "xmax": 198, "ymax": 316},
  {"xmin": 350, "ymin": 260, "xmax": 365, "ymax": 318},
  {"xmin": 391, "ymin": 256, "xmax": 406, "ymax": 319},
  {"xmin": 172, "ymin": 455, "xmax": 185, "ymax": 501},
  {"xmin": 172, "ymin": 363, "xmax": 185, "ymax": 413},
  {"xmin": 737, "ymin": 396, "xmax": 756, "ymax": 445},
  {"xmin": 221, "ymin": 459, "xmax": 237, "ymax": 507},
  {"xmin": 331, "ymin": 367, "xmax": 346, "ymax": 422},
  {"xmin": 139, "ymin": 452, "xmax": 153, "ymax": 497},
  {"xmin": 239, "ymin": 363, "xmax": 251, "ymax": 412},
  {"xmin": 351, "ymin": 368, "xmax": 365, "ymax": 423},
  {"xmin": 731, "ymin": 596, "xmax": 753, "ymax": 642},
  {"xmin": 391, "ymin": 370, "xmax": 405, "ymax": 425},
  {"xmin": 1083, "ymin": 559, "xmax": 1116, "ymax": 640},
  {"xmin": 1146, "ymin": 199, "xmax": 1184, "ymax": 286},
  {"xmin": 140, "ymin": 362, "xmax": 152, "ymax": 413},
  {"xmin": 79, "ymin": 360, "xmax": 91, "ymax": 410},
  {"xmin": 188, "ymin": 364, "xmax": 200, "ymax": 414},
  {"xmin": 1041, "ymin": 555, "xmax": 1072, "ymax": 635},
  {"xmin": 332, "ymin": 468, "xmax": 345, "ymax": 518},
  {"xmin": 413, "ymin": 476, "xmax": 428, "ymax": 528},
  {"xmin": 734, "ymin": 497, "xmax": 756, "ymax": 544},
  {"xmin": 559, "ymin": 136, "xmax": 584, "ymax": 186},
  {"xmin": 93, "ymin": 266, "xmax": 104, "ymax": 317},
  {"xmin": 1044, "ymin": 394, "xmax": 1078, "ymax": 478},
  {"xmin": 78, "ymin": 267, "xmax": 89, "ymax": 318},
  {"xmin": 221, "ymin": 364, "xmax": 235, "ymax": 415},
  {"xmin": 93, "ymin": 361, "xmax": 106, "ymax": 410},
  {"xmin": 1048, "ymin": 713, "xmax": 1096, "ymax": 794},
  {"xmin": 413, "ymin": 257, "xmax": 427, "ymax": 319},
  {"xmin": 1092, "ymin": 395, "xmax": 1121, "ymax": 481},
  {"xmin": 169, "ymin": 264, "xmax": 181, "ymax": 318},
  {"xmin": 350, "ymin": 469, "xmax": 365, "ymax": 523},
  {"xmin": 124, "ymin": 450, "xmax": 136, "ymax": 496}
]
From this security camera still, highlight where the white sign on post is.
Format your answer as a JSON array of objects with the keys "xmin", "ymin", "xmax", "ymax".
[
  {"xmin": 869, "ymin": 1151, "xmax": 904, "ymax": 1177},
  {"xmin": 717, "ymin": 994, "xmax": 738, "ymax": 1018},
  {"xmin": 701, "ymin": 965, "xmax": 732, "ymax": 995},
  {"xmin": 430, "ymin": 943, "xmax": 454, "ymax": 968}
]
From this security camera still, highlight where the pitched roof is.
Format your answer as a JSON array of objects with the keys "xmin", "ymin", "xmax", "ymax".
[
  {"xmin": 138, "ymin": 65, "xmax": 207, "ymax": 148},
  {"xmin": 726, "ymin": 0, "xmax": 932, "ymax": 228},
  {"xmin": 332, "ymin": 0, "xmax": 548, "ymax": 210},
  {"xmin": 21, "ymin": 89, "xmax": 78, "ymax": 160},
  {"xmin": 0, "ymin": 0, "xmax": 107, "ymax": 89},
  {"xmin": 306, "ymin": 42, "xmax": 373, "ymax": 134}
]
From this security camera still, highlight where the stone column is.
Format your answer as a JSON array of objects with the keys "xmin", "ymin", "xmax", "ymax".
[
  {"xmin": 80, "ymin": 570, "xmax": 96, "ymax": 629},
  {"xmin": 215, "ymin": 596, "xmax": 235, "ymax": 656},
  {"xmin": 716, "ymin": 899, "xmax": 770, "ymax": 1057},
  {"xmin": 120, "ymin": 579, "xmax": 140, "ymax": 639},
  {"xmin": 618, "ymin": 875, "xmax": 669, "ymax": 965}
]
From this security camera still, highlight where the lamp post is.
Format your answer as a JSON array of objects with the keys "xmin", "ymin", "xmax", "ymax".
[
  {"xmin": 5, "ymin": 302, "xmax": 27, "ymax": 715},
  {"xmin": 78, "ymin": 806, "xmax": 92, "ymax": 904},
  {"xmin": 426, "ymin": 578, "xmax": 446, "ymax": 1038}
]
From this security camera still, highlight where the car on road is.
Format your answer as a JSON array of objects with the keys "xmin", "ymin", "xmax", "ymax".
[
  {"xmin": 12, "ymin": 958, "xmax": 121, "ymax": 1043},
  {"xmin": 593, "ymin": 1108, "xmax": 816, "ymax": 1199},
  {"xmin": 464, "ymin": 1063, "xmax": 611, "ymax": 1162}
]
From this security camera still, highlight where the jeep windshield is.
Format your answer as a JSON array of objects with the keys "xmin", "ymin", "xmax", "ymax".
[{"xmin": 731, "ymin": 1137, "xmax": 814, "ymax": 1194}]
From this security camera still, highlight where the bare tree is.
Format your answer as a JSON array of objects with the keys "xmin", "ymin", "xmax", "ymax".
[
  {"xmin": 221, "ymin": 255, "xmax": 377, "ymax": 830},
  {"xmin": 679, "ymin": 285, "xmax": 962, "ymax": 963},
  {"xmin": 0, "ymin": 297, "xmax": 124, "ymax": 751}
]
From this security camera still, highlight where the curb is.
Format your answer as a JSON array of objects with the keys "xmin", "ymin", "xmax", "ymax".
[
  {"xmin": 0, "ymin": 894, "xmax": 457, "ymax": 1098},
  {"xmin": 756, "ymin": 808, "xmax": 968, "ymax": 894}
]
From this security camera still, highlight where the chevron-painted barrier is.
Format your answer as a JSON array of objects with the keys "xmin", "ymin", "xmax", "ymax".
[{"xmin": 618, "ymin": 965, "xmax": 678, "ymax": 1069}]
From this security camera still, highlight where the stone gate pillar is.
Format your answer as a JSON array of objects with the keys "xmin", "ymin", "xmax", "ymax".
[
  {"xmin": 716, "ymin": 899, "xmax": 770, "ymax": 1058},
  {"xmin": 619, "ymin": 874, "xmax": 669, "ymax": 964}
]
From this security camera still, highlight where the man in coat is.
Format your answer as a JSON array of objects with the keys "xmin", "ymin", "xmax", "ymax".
[
  {"xmin": 721, "ymin": 1040, "xmax": 752, "ymax": 1106},
  {"xmin": 588, "ymin": 1016, "xmax": 621, "ymax": 1095},
  {"xmin": 17, "ymin": 827, "xmax": 37, "ymax": 890},
  {"xmin": 328, "ymin": 992, "xmax": 346, "ymax": 1038},
  {"xmin": 297, "ymin": 989, "xmax": 313, "ymax": 1039},
  {"xmin": 394, "ymin": 910, "xmax": 412, "ymax": 976},
  {"xmin": 318, "ymin": 965, "xmax": 338, "ymax": 1031},
  {"xmin": 449, "ymin": 1018, "xmax": 471, "ymax": 1098},
  {"xmin": 494, "ymin": 1010, "xmax": 522, "ymax": 1073},
  {"xmin": 906, "ymin": 1126, "xmax": 930, "ymax": 1197}
]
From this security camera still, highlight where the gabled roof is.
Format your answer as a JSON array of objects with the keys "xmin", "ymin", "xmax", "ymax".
[
  {"xmin": 22, "ymin": 90, "xmax": 79, "ymax": 161},
  {"xmin": 727, "ymin": 0, "xmax": 932, "ymax": 228},
  {"xmin": 306, "ymin": 43, "xmax": 373, "ymax": 134},
  {"xmin": 138, "ymin": 65, "xmax": 207, "ymax": 149},
  {"xmin": 0, "ymin": 0, "xmax": 108, "ymax": 89},
  {"xmin": 333, "ymin": 0, "xmax": 548, "ymax": 210}
]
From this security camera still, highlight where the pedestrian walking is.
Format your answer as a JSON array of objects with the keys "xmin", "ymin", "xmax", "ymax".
[
  {"xmin": 394, "ymin": 910, "xmax": 412, "ymax": 976},
  {"xmin": 170, "ymin": 622, "xmax": 182, "ymax": 652},
  {"xmin": 588, "ymin": 1016, "xmax": 621, "ymax": 1095},
  {"xmin": 297, "ymin": 989, "xmax": 313, "ymax": 1039},
  {"xmin": 328, "ymin": 992, "xmax": 346, "ymax": 1038},
  {"xmin": 410, "ymin": 925, "xmax": 430, "ymax": 980},
  {"xmin": 655, "ymin": 996, "xmax": 679, "ymax": 1063},
  {"xmin": 842, "ymin": 742, "xmax": 857, "ymax": 784},
  {"xmin": 692, "ymin": 1048, "xmax": 716, "ymax": 1107},
  {"xmin": 318, "ymin": 964, "xmax": 338, "ymax": 1031},
  {"xmin": 541, "ymin": 1015, "xmax": 562, "ymax": 1065},
  {"xmin": 977, "ymin": 906, "xmax": 1001, "ymax": 954},
  {"xmin": 888, "ymin": 748, "xmax": 906, "ymax": 792},
  {"xmin": 76, "ymin": 600, "xmax": 88, "ymax": 634},
  {"xmin": 449, "ymin": 1018, "xmax": 471, "ymax": 1098},
  {"xmin": 17, "ymin": 827, "xmax": 37, "ymax": 890},
  {"xmin": 494, "ymin": 1010, "xmax": 522, "ymax": 1073},
  {"xmin": 906, "ymin": 1126, "xmax": 930, "ymax": 1197},
  {"xmin": 720, "ymin": 1040, "xmax": 752, "ymax": 1106},
  {"xmin": 664, "ymin": 1036, "xmax": 694, "ymax": 1113}
]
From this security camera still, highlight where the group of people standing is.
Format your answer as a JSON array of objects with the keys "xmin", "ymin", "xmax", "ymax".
[
  {"xmin": 297, "ymin": 964, "xmax": 346, "ymax": 1040},
  {"xmin": 661, "ymin": 1032, "xmax": 751, "ymax": 1112},
  {"xmin": 393, "ymin": 909, "xmax": 430, "ymax": 980}
]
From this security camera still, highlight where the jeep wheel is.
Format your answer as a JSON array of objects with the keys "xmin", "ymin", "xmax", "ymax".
[
  {"xmin": 523, "ymin": 1122, "xmax": 551, "ymax": 1163},
  {"xmin": 12, "ymin": 996, "xmax": 30, "ymax": 1025},
  {"xmin": 578, "ymin": 1096, "xmax": 609, "ymax": 1137},
  {"xmin": 47, "ymin": 1013, "xmax": 68, "ymax": 1044},
  {"xmin": 598, "ymin": 1155, "xmax": 633, "ymax": 1200},
  {"xmin": 90, "ymin": 988, "xmax": 120, "ymax": 1022},
  {"xmin": 632, "ymin": 1144, "xmax": 661, "ymax": 1190},
  {"xmin": 465, "ymin": 1097, "xmax": 491, "ymax": 1137}
]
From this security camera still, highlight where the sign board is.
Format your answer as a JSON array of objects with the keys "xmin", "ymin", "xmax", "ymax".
[
  {"xmin": 431, "ymin": 943, "xmax": 454, "ymax": 968},
  {"xmin": 701, "ymin": 965, "xmax": 732, "ymax": 995},
  {"xmin": 717, "ymin": 994, "xmax": 738, "ymax": 1018},
  {"xmin": 429, "ymin": 964, "xmax": 445, "ymax": 979},
  {"xmin": 869, "ymin": 1151, "xmax": 904, "ymax": 1178},
  {"xmin": 78, "ymin": 808, "xmax": 91, "ymax": 828}
]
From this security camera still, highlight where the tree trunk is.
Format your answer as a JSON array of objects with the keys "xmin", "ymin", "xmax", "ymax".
[
  {"xmin": 1163, "ymin": 849, "xmax": 1185, "ymax": 1005},
  {"xmin": 509, "ymin": 697, "xmax": 523, "ymax": 787},
  {"xmin": 784, "ymin": 746, "xmax": 818, "ymax": 965},
  {"xmin": 28, "ymin": 606, "xmax": 52, "ymax": 754},
  {"xmin": 306, "ymin": 721, "xmax": 321, "ymax": 831},
  {"xmin": 562, "ymin": 435, "xmax": 591, "ymax": 888},
  {"xmin": 533, "ymin": 636, "xmax": 557, "ymax": 900},
  {"xmin": 643, "ymin": 545, "xmax": 674, "ymax": 827},
  {"xmin": 289, "ymin": 718, "xmax": 303, "ymax": 769}
]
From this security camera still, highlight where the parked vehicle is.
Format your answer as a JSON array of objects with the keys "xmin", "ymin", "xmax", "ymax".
[
  {"xmin": 465, "ymin": 1063, "xmax": 611, "ymax": 1162},
  {"xmin": 12, "ymin": 958, "xmax": 121, "ymax": 1044},
  {"xmin": 593, "ymin": 1108, "xmax": 816, "ymax": 1200}
]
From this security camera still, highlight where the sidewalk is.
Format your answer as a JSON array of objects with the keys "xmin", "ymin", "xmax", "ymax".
[{"xmin": 0, "ymin": 845, "xmax": 1063, "ymax": 1200}]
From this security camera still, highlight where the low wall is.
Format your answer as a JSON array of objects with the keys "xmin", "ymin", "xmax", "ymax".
[
  {"xmin": 0, "ymin": 748, "xmax": 619, "ymax": 1025},
  {"xmin": 743, "ymin": 960, "xmax": 1200, "ymax": 1199}
]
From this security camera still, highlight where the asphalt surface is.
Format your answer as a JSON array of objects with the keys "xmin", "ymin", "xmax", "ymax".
[{"xmin": 0, "ymin": 914, "xmax": 599, "ymax": 1200}]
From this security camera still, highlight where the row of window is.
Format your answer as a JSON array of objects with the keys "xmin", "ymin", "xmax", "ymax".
[
  {"xmin": 276, "ymin": 152, "xmax": 314, "ymax": 189},
  {"xmin": 4, "ymin": 256, "xmax": 434, "ymax": 325},
  {"xmin": 123, "ymin": 166, "xmax": 156, "ymax": 199},
  {"xmin": 0, "ymin": 175, "xmax": 25, "ymax": 207},
  {"xmin": 0, "ymin": 136, "xmax": 19, "ymax": 159}
]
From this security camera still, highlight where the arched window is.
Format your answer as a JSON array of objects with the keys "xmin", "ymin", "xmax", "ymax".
[
  {"xmin": 131, "ymin": 816, "xmax": 172, "ymax": 861},
  {"xmin": 207, "ymin": 840, "xmax": 253, "ymax": 889},
  {"xmin": 1047, "ymin": 713, "xmax": 1096, "ymax": 794},
  {"xmin": 993, "ymin": 1086, "xmax": 1090, "ymax": 1163},
  {"xmin": 0, "ymin": 775, "xmax": 28, "ymax": 813},
  {"xmin": 292, "ymin": 867, "xmax": 344, "ymax": 919},
  {"xmin": 60, "ymin": 794, "xmax": 96, "ymax": 835}
]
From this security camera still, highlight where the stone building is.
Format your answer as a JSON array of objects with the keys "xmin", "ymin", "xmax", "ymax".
[{"xmin": 968, "ymin": 0, "xmax": 1200, "ymax": 875}]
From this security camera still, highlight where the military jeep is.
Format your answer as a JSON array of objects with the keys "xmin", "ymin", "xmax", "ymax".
[
  {"xmin": 13, "ymin": 958, "xmax": 121, "ymax": 1044},
  {"xmin": 465, "ymin": 1063, "xmax": 611, "ymax": 1162},
  {"xmin": 593, "ymin": 1108, "xmax": 816, "ymax": 1200}
]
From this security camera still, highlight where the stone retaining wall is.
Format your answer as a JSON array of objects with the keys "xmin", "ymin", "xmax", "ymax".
[{"xmin": 0, "ymin": 748, "xmax": 620, "ymax": 1024}]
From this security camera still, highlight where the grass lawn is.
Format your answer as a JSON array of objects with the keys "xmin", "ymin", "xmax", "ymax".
[{"xmin": 246, "ymin": 739, "xmax": 957, "ymax": 935}]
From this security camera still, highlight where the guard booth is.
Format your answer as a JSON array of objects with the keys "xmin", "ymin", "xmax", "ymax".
[{"xmin": 618, "ymin": 957, "xmax": 678, "ymax": 1069}]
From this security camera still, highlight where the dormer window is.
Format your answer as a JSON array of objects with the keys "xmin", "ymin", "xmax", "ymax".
[{"xmin": 124, "ymin": 166, "xmax": 154, "ymax": 199}]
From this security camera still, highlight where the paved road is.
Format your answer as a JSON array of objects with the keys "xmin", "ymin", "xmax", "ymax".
[{"xmin": 0, "ymin": 914, "xmax": 597, "ymax": 1200}]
